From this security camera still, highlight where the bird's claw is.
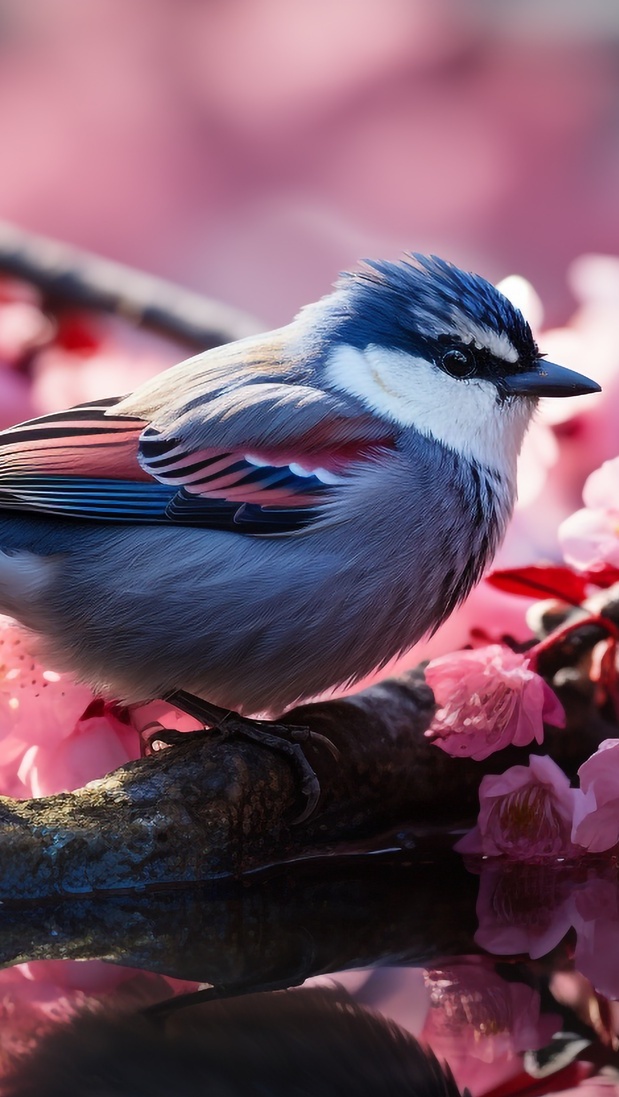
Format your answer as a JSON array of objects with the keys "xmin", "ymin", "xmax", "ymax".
[
  {"xmin": 210, "ymin": 719, "xmax": 323, "ymax": 824},
  {"xmin": 285, "ymin": 724, "xmax": 341, "ymax": 763},
  {"xmin": 161, "ymin": 690, "xmax": 338, "ymax": 823}
]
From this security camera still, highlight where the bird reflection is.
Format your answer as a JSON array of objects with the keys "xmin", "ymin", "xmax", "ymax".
[{"xmin": 3, "ymin": 986, "xmax": 466, "ymax": 1097}]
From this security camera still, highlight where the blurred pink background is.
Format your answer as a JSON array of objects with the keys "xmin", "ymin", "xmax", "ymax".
[{"xmin": 1, "ymin": 0, "xmax": 619, "ymax": 326}]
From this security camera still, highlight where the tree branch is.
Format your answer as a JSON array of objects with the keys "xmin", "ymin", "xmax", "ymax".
[
  {"xmin": 0, "ymin": 220, "xmax": 259, "ymax": 350},
  {"xmin": 0, "ymin": 668, "xmax": 609, "ymax": 903}
]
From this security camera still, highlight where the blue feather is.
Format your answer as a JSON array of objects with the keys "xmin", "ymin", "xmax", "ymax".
[
  {"xmin": 0, "ymin": 475, "xmax": 320, "ymax": 533},
  {"xmin": 322, "ymin": 253, "xmax": 538, "ymax": 367},
  {"xmin": 165, "ymin": 489, "xmax": 317, "ymax": 533},
  {"xmin": 0, "ymin": 476, "xmax": 176, "ymax": 522}
]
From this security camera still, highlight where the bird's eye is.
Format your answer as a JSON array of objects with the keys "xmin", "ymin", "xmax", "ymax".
[{"xmin": 440, "ymin": 347, "xmax": 477, "ymax": 379}]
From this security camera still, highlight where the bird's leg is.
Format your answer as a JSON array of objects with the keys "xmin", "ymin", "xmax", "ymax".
[{"xmin": 148, "ymin": 689, "xmax": 339, "ymax": 823}]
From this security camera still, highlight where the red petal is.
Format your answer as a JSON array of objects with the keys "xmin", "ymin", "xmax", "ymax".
[
  {"xmin": 486, "ymin": 565, "xmax": 590, "ymax": 606},
  {"xmin": 479, "ymin": 1061, "xmax": 589, "ymax": 1097},
  {"xmin": 583, "ymin": 563, "xmax": 619, "ymax": 589}
]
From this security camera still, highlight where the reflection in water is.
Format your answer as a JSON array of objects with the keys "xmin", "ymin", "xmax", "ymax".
[
  {"xmin": 470, "ymin": 859, "xmax": 619, "ymax": 1002},
  {"xmin": 0, "ymin": 856, "xmax": 618, "ymax": 1094},
  {"xmin": 307, "ymin": 961, "xmax": 610, "ymax": 1095},
  {"xmin": 0, "ymin": 953, "xmax": 617, "ymax": 1095},
  {"xmin": 2, "ymin": 987, "xmax": 464, "ymax": 1097},
  {"xmin": 0, "ymin": 960, "xmax": 201, "ymax": 1069}
]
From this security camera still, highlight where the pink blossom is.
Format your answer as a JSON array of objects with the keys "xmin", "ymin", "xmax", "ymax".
[
  {"xmin": 425, "ymin": 645, "xmax": 565, "ymax": 761},
  {"xmin": 472, "ymin": 861, "xmax": 619, "ymax": 1002},
  {"xmin": 571, "ymin": 739, "xmax": 619, "ymax": 853},
  {"xmin": 0, "ymin": 615, "xmax": 141, "ymax": 798},
  {"xmin": 559, "ymin": 458, "xmax": 619, "ymax": 574},
  {"xmin": 0, "ymin": 617, "xmax": 93, "ymax": 744},
  {"xmin": 456, "ymin": 755, "xmax": 579, "ymax": 861},
  {"xmin": 16, "ymin": 709, "xmax": 141, "ymax": 798},
  {"xmin": 0, "ymin": 615, "xmax": 211, "ymax": 798}
]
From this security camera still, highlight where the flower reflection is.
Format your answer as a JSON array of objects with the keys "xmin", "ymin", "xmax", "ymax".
[
  {"xmin": 1, "ymin": 984, "xmax": 465, "ymax": 1097},
  {"xmin": 473, "ymin": 860, "xmax": 577, "ymax": 960},
  {"xmin": 572, "ymin": 740, "xmax": 619, "ymax": 854},
  {"xmin": 470, "ymin": 858, "xmax": 619, "ymax": 1005},
  {"xmin": 420, "ymin": 957, "xmax": 560, "ymax": 1094},
  {"xmin": 422, "ymin": 957, "xmax": 558, "ymax": 1060},
  {"xmin": 308, "ymin": 960, "xmax": 564, "ymax": 1095},
  {"xmin": 572, "ymin": 879, "xmax": 619, "ymax": 1004}
]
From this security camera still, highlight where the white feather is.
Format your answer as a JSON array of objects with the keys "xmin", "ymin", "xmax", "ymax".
[
  {"xmin": 326, "ymin": 344, "xmax": 534, "ymax": 475},
  {"xmin": 447, "ymin": 317, "xmax": 519, "ymax": 364},
  {"xmin": 312, "ymin": 467, "xmax": 342, "ymax": 485},
  {"xmin": 412, "ymin": 310, "xmax": 519, "ymax": 364}
]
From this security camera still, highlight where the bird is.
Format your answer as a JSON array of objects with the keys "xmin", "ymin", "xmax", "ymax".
[{"xmin": 0, "ymin": 254, "xmax": 600, "ymax": 725}]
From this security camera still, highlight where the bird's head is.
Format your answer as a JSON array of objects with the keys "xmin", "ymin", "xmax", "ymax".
[{"xmin": 298, "ymin": 254, "xmax": 600, "ymax": 473}]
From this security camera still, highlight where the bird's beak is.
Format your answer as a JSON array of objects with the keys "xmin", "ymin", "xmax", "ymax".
[{"xmin": 502, "ymin": 360, "xmax": 601, "ymax": 398}]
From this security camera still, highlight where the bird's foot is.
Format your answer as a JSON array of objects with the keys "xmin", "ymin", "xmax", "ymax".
[{"xmin": 149, "ymin": 690, "xmax": 339, "ymax": 823}]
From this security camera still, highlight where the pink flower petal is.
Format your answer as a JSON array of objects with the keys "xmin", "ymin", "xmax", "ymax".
[
  {"xmin": 473, "ymin": 862, "xmax": 577, "ymax": 960},
  {"xmin": 425, "ymin": 645, "xmax": 564, "ymax": 761},
  {"xmin": 571, "ymin": 739, "xmax": 619, "ymax": 853},
  {"xmin": 0, "ymin": 616, "xmax": 93, "ymax": 747},
  {"xmin": 572, "ymin": 878, "xmax": 619, "ymax": 999},
  {"xmin": 559, "ymin": 458, "xmax": 619, "ymax": 572},
  {"xmin": 582, "ymin": 457, "xmax": 619, "ymax": 511},
  {"xmin": 560, "ymin": 506, "xmax": 619, "ymax": 573},
  {"xmin": 456, "ymin": 755, "xmax": 579, "ymax": 861},
  {"xmin": 18, "ymin": 715, "xmax": 141, "ymax": 798}
]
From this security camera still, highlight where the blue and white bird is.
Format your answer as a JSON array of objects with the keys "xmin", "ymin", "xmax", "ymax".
[{"xmin": 0, "ymin": 255, "xmax": 599, "ymax": 717}]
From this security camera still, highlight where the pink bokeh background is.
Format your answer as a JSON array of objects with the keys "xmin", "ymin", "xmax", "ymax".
[{"xmin": 0, "ymin": 0, "xmax": 618, "ymax": 325}]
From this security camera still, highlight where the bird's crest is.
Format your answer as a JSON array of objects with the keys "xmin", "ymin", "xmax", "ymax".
[{"xmin": 333, "ymin": 253, "xmax": 539, "ymax": 365}]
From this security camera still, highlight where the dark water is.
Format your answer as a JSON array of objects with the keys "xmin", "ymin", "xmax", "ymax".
[{"xmin": 0, "ymin": 838, "xmax": 617, "ymax": 1095}]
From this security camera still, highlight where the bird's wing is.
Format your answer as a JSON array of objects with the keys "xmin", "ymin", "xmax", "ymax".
[
  {"xmin": 113, "ymin": 330, "xmax": 389, "ymax": 453},
  {"xmin": 0, "ymin": 351, "xmax": 394, "ymax": 534},
  {"xmin": 132, "ymin": 377, "xmax": 392, "ymax": 531},
  {"xmin": 0, "ymin": 397, "xmax": 175, "ymax": 523}
]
